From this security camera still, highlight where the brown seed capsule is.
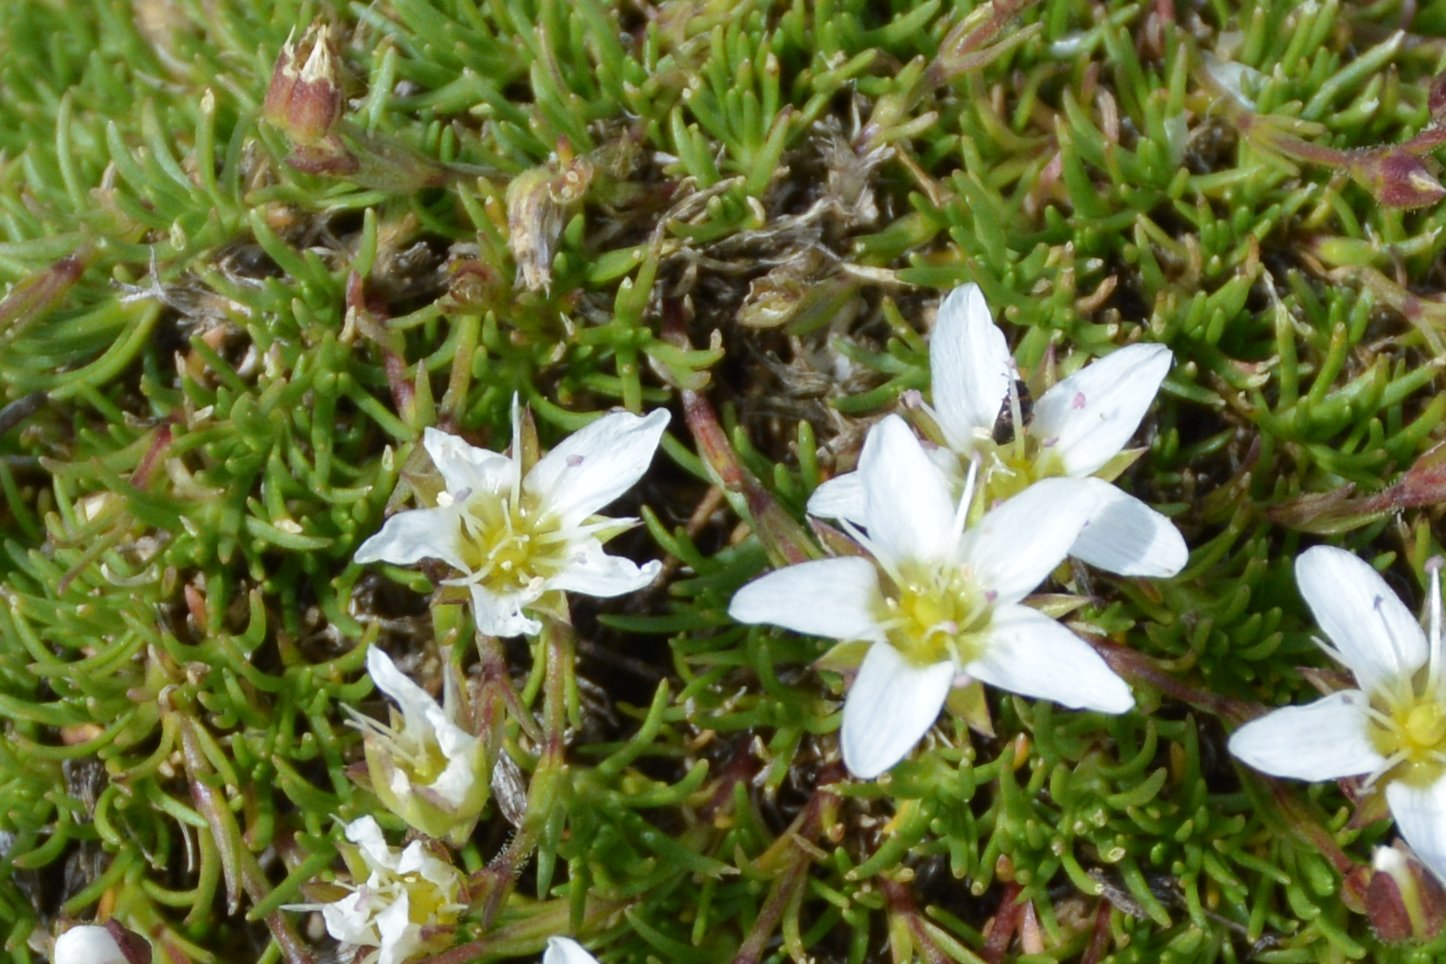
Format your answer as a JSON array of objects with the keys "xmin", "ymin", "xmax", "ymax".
[
  {"xmin": 505, "ymin": 154, "xmax": 594, "ymax": 292},
  {"xmin": 263, "ymin": 23, "xmax": 343, "ymax": 146}
]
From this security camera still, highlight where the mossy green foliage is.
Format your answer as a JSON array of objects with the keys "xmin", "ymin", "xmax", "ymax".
[{"xmin": 4, "ymin": 0, "xmax": 1446, "ymax": 960}]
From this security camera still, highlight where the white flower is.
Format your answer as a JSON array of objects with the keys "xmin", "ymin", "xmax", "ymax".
[
  {"xmin": 1229, "ymin": 547, "xmax": 1446, "ymax": 884},
  {"xmin": 347, "ymin": 647, "xmax": 489, "ymax": 845},
  {"xmin": 544, "ymin": 936, "xmax": 602, "ymax": 963},
  {"xmin": 810, "ymin": 284, "xmax": 1186, "ymax": 578},
  {"xmin": 356, "ymin": 402, "xmax": 669, "ymax": 636},
  {"xmin": 729, "ymin": 415, "xmax": 1133, "ymax": 779},
  {"xmin": 315, "ymin": 816, "xmax": 466, "ymax": 964},
  {"xmin": 53, "ymin": 924, "xmax": 136, "ymax": 964}
]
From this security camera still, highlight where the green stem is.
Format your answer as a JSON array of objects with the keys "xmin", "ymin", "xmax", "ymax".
[{"xmin": 469, "ymin": 610, "xmax": 574, "ymax": 928}]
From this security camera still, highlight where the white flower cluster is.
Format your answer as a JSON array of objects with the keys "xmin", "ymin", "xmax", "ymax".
[
  {"xmin": 306, "ymin": 400, "xmax": 668, "ymax": 963},
  {"xmin": 289, "ymin": 815, "xmax": 599, "ymax": 964},
  {"xmin": 731, "ymin": 284, "xmax": 1185, "ymax": 778},
  {"xmin": 292, "ymin": 286, "xmax": 1446, "ymax": 956}
]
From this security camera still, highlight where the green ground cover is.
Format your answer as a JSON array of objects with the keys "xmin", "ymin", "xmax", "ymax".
[{"xmin": 5, "ymin": 0, "xmax": 1446, "ymax": 960}]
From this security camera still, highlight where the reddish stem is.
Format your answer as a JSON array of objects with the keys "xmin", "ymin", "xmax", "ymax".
[{"xmin": 980, "ymin": 882, "xmax": 1023, "ymax": 964}]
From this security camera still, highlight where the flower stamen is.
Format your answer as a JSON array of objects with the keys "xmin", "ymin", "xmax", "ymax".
[
  {"xmin": 1427, "ymin": 557, "xmax": 1443, "ymax": 696},
  {"xmin": 877, "ymin": 562, "xmax": 990, "ymax": 667}
]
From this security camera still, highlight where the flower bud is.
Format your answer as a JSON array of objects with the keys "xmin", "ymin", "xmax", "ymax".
[
  {"xmin": 1368, "ymin": 845, "xmax": 1446, "ymax": 942},
  {"xmin": 53, "ymin": 922, "xmax": 150, "ymax": 964},
  {"xmin": 1351, "ymin": 149, "xmax": 1446, "ymax": 209},
  {"xmin": 263, "ymin": 23, "xmax": 344, "ymax": 146}
]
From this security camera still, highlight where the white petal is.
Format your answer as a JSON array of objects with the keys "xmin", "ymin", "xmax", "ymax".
[
  {"xmin": 729, "ymin": 557, "xmax": 886, "ymax": 643},
  {"xmin": 1387, "ymin": 779, "xmax": 1446, "ymax": 887},
  {"xmin": 367, "ymin": 647, "xmax": 442, "ymax": 734},
  {"xmin": 958, "ymin": 477, "xmax": 1099, "ymax": 605},
  {"xmin": 1203, "ymin": 53, "xmax": 1264, "ymax": 109},
  {"xmin": 344, "ymin": 816, "xmax": 397, "ymax": 872},
  {"xmin": 1374, "ymin": 843, "xmax": 1410, "ymax": 876},
  {"xmin": 53, "ymin": 926, "xmax": 130, "ymax": 964},
  {"xmin": 1296, "ymin": 546, "xmax": 1427, "ymax": 692},
  {"xmin": 355, "ymin": 505, "xmax": 467, "ymax": 570},
  {"xmin": 547, "ymin": 540, "xmax": 661, "ymax": 598},
  {"xmin": 374, "ymin": 891, "xmax": 420, "ymax": 964},
  {"xmin": 427, "ymin": 699, "xmax": 472, "ymax": 756},
  {"xmin": 930, "ymin": 283, "xmax": 1011, "ymax": 450},
  {"xmin": 321, "ymin": 891, "xmax": 378, "ymax": 947},
  {"xmin": 1029, "ymin": 343, "xmax": 1172, "ymax": 478},
  {"xmin": 374, "ymin": 654, "xmax": 483, "ymax": 807},
  {"xmin": 395, "ymin": 840, "xmax": 461, "ymax": 892},
  {"xmin": 429, "ymin": 734, "xmax": 484, "ymax": 807},
  {"xmin": 1227, "ymin": 690, "xmax": 1384, "ymax": 780},
  {"xmin": 467, "ymin": 583, "xmax": 542, "ymax": 637},
  {"xmin": 422, "ymin": 427, "xmax": 516, "ymax": 496},
  {"xmin": 806, "ymin": 471, "xmax": 866, "ymax": 525},
  {"xmin": 966, "ymin": 604, "xmax": 1133, "ymax": 713},
  {"xmin": 841, "ymin": 642, "xmax": 955, "ymax": 779},
  {"xmin": 524, "ymin": 408, "xmax": 669, "ymax": 525},
  {"xmin": 544, "ymin": 936, "xmax": 603, "ymax": 964},
  {"xmin": 1068, "ymin": 480, "xmax": 1187, "ymax": 577},
  {"xmin": 858, "ymin": 415, "xmax": 958, "ymax": 570}
]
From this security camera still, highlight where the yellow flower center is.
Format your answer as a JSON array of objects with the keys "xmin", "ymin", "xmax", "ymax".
[
  {"xmin": 455, "ymin": 490, "xmax": 567, "ymax": 593},
  {"xmin": 877, "ymin": 563, "xmax": 991, "ymax": 667},
  {"xmin": 972, "ymin": 437, "xmax": 1064, "ymax": 503},
  {"xmin": 399, "ymin": 871, "xmax": 458, "ymax": 926},
  {"xmin": 401, "ymin": 730, "xmax": 449, "ymax": 784},
  {"xmin": 1405, "ymin": 702, "xmax": 1446, "ymax": 750},
  {"xmin": 1371, "ymin": 688, "xmax": 1446, "ymax": 785}
]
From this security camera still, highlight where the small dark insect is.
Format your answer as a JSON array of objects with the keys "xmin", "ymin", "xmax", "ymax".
[{"xmin": 991, "ymin": 378, "xmax": 1032, "ymax": 444}]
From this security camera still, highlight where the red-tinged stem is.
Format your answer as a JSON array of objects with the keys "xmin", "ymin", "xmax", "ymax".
[
  {"xmin": 469, "ymin": 614, "xmax": 573, "ymax": 928},
  {"xmin": 1081, "ymin": 899, "xmax": 1114, "ymax": 964},
  {"xmin": 680, "ymin": 389, "xmax": 815, "ymax": 567},
  {"xmin": 0, "ymin": 249, "xmax": 91, "ymax": 339},
  {"xmin": 131, "ymin": 420, "xmax": 174, "ymax": 488},
  {"xmin": 476, "ymin": 631, "xmax": 541, "ymax": 743},
  {"xmin": 662, "ymin": 298, "xmax": 817, "ymax": 567},
  {"xmin": 980, "ymin": 882, "xmax": 1024, "ymax": 964},
  {"xmin": 1085, "ymin": 636, "xmax": 1255, "ymax": 727},
  {"xmin": 881, "ymin": 878, "xmax": 947, "ymax": 964},
  {"xmin": 926, "ymin": 0, "xmax": 1039, "ymax": 87},
  {"xmin": 733, "ymin": 774, "xmax": 842, "ymax": 964},
  {"xmin": 1089, "ymin": 635, "xmax": 1365, "ymax": 879},
  {"xmin": 733, "ymin": 858, "xmax": 809, "ymax": 964},
  {"xmin": 346, "ymin": 272, "xmax": 413, "ymax": 415},
  {"xmin": 177, "ymin": 718, "xmax": 314, "ymax": 963},
  {"xmin": 1265, "ymin": 780, "xmax": 1357, "ymax": 874}
]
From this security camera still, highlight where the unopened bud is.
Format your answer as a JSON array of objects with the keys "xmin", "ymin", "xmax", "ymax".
[
  {"xmin": 53, "ymin": 922, "xmax": 150, "ymax": 964},
  {"xmin": 1353, "ymin": 150, "xmax": 1446, "ymax": 209},
  {"xmin": 1367, "ymin": 845, "xmax": 1446, "ymax": 942},
  {"xmin": 263, "ymin": 24, "xmax": 343, "ymax": 146}
]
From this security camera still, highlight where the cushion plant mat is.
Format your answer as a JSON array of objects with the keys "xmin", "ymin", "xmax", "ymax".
[{"xmin": 3, "ymin": 0, "xmax": 1446, "ymax": 961}]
